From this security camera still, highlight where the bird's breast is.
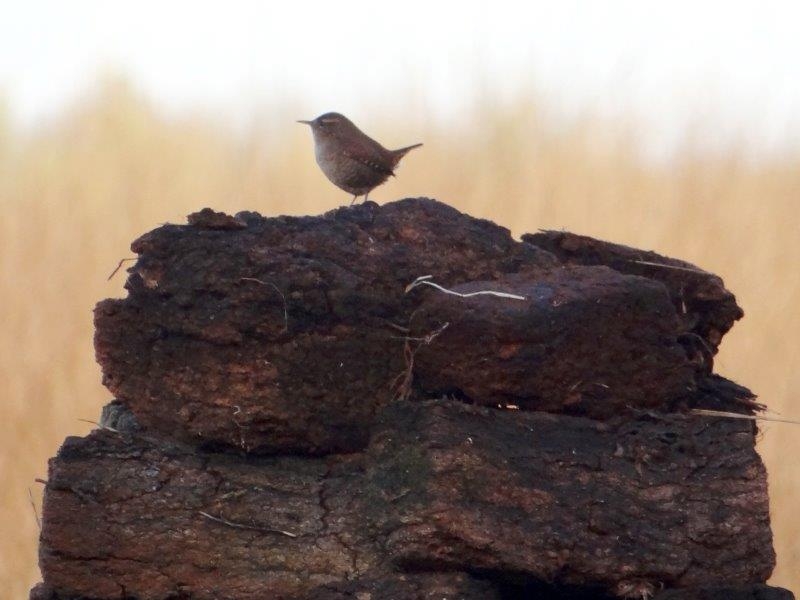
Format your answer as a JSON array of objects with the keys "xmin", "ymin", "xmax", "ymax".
[{"xmin": 313, "ymin": 138, "xmax": 387, "ymax": 195}]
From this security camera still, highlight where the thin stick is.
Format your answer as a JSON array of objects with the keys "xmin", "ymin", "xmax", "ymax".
[
  {"xmin": 78, "ymin": 418, "xmax": 119, "ymax": 433},
  {"xmin": 393, "ymin": 340, "xmax": 416, "ymax": 402},
  {"xmin": 107, "ymin": 257, "xmax": 138, "ymax": 280},
  {"xmin": 392, "ymin": 322, "xmax": 449, "ymax": 401},
  {"xmin": 28, "ymin": 488, "xmax": 41, "ymax": 531},
  {"xmin": 239, "ymin": 277, "xmax": 289, "ymax": 332},
  {"xmin": 405, "ymin": 275, "xmax": 526, "ymax": 301},
  {"xmin": 629, "ymin": 260, "xmax": 707, "ymax": 275},
  {"xmin": 198, "ymin": 511, "xmax": 297, "ymax": 537},
  {"xmin": 390, "ymin": 334, "xmax": 443, "ymax": 342},
  {"xmin": 691, "ymin": 409, "xmax": 800, "ymax": 425},
  {"xmin": 384, "ymin": 321, "xmax": 410, "ymax": 334}
]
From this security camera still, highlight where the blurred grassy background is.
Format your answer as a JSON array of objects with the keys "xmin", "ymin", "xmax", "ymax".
[{"xmin": 1, "ymin": 77, "xmax": 798, "ymax": 596}]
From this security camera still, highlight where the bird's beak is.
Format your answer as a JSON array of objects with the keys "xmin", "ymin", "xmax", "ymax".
[{"xmin": 297, "ymin": 120, "xmax": 312, "ymax": 125}]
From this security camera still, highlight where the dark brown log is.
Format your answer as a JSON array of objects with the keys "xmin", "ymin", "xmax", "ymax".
[
  {"xmin": 34, "ymin": 200, "xmax": 783, "ymax": 600},
  {"xmin": 94, "ymin": 200, "xmax": 743, "ymax": 455},
  {"xmin": 36, "ymin": 394, "xmax": 778, "ymax": 599}
]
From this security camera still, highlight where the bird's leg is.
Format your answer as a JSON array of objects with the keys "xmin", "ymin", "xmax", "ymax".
[
  {"xmin": 364, "ymin": 192, "xmax": 370, "ymax": 203},
  {"xmin": 350, "ymin": 195, "xmax": 358, "ymax": 207}
]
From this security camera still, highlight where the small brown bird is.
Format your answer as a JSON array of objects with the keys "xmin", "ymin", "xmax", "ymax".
[{"xmin": 298, "ymin": 112, "xmax": 422, "ymax": 206}]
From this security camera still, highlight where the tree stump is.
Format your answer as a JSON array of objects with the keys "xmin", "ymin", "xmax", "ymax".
[{"xmin": 32, "ymin": 199, "xmax": 791, "ymax": 599}]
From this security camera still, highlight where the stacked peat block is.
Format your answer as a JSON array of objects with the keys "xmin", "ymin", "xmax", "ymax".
[{"xmin": 32, "ymin": 199, "xmax": 792, "ymax": 599}]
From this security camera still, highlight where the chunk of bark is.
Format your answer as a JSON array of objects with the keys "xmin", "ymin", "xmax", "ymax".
[
  {"xmin": 408, "ymin": 269, "xmax": 696, "ymax": 417},
  {"xmin": 95, "ymin": 199, "xmax": 555, "ymax": 455},
  {"xmin": 36, "ymin": 199, "xmax": 776, "ymax": 600},
  {"xmin": 366, "ymin": 399, "xmax": 774, "ymax": 591},
  {"xmin": 523, "ymin": 231, "xmax": 742, "ymax": 352},
  {"xmin": 37, "ymin": 430, "xmax": 378, "ymax": 600},
  {"xmin": 94, "ymin": 200, "xmax": 743, "ymax": 455},
  {"xmin": 35, "ymin": 393, "xmax": 776, "ymax": 599}
]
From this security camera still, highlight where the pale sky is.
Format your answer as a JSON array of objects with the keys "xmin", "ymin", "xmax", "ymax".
[{"xmin": 2, "ymin": 0, "xmax": 799, "ymax": 157}]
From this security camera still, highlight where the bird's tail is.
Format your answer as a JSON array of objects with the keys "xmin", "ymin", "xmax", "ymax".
[{"xmin": 391, "ymin": 143, "xmax": 423, "ymax": 162}]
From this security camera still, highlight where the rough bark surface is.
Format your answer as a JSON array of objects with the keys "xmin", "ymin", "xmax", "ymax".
[
  {"xmin": 37, "ymin": 429, "xmax": 370, "ymax": 600},
  {"xmin": 523, "ymin": 230, "xmax": 743, "ymax": 354},
  {"xmin": 95, "ymin": 200, "xmax": 556, "ymax": 455},
  {"xmin": 409, "ymin": 269, "xmax": 696, "ymax": 415},
  {"xmin": 36, "ymin": 394, "xmax": 780, "ymax": 599},
  {"xmin": 94, "ymin": 199, "xmax": 741, "ymax": 454},
  {"xmin": 34, "ymin": 199, "xmax": 790, "ymax": 599},
  {"xmin": 367, "ymin": 400, "xmax": 774, "ymax": 589}
]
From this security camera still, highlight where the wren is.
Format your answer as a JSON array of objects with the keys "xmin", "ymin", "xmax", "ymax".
[{"xmin": 298, "ymin": 112, "xmax": 422, "ymax": 205}]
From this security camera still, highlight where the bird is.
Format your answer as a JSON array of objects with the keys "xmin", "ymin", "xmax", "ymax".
[{"xmin": 298, "ymin": 112, "xmax": 422, "ymax": 206}]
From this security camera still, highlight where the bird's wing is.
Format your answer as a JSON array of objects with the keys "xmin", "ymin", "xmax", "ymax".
[{"xmin": 341, "ymin": 136, "xmax": 395, "ymax": 177}]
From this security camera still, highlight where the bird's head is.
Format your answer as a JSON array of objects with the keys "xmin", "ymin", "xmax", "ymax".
[{"xmin": 297, "ymin": 112, "xmax": 357, "ymax": 141}]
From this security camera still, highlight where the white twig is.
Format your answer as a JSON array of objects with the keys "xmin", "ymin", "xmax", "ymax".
[
  {"xmin": 240, "ymin": 277, "xmax": 289, "ymax": 332},
  {"xmin": 78, "ymin": 418, "xmax": 119, "ymax": 433},
  {"xmin": 107, "ymin": 257, "xmax": 137, "ymax": 281},
  {"xmin": 630, "ymin": 260, "xmax": 707, "ymax": 274},
  {"xmin": 404, "ymin": 275, "xmax": 526, "ymax": 301},
  {"xmin": 393, "ymin": 322, "xmax": 449, "ymax": 401},
  {"xmin": 390, "ymin": 323, "xmax": 450, "ymax": 343},
  {"xmin": 28, "ymin": 488, "xmax": 41, "ymax": 530},
  {"xmin": 691, "ymin": 409, "xmax": 800, "ymax": 425},
  {"xmin": 198, "ymin": 511, "xmax": 297, "ymax": 537}
]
